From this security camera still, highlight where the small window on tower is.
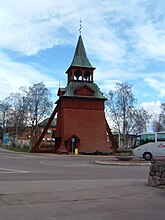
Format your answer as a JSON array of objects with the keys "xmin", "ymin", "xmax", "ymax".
[
  {"xmin": 74, "ymin": 70, "xmax": 82, "ymax": 80},
  {"xmin": 84, "ymin": 71, "xmax": 91, "ymax": 81}
]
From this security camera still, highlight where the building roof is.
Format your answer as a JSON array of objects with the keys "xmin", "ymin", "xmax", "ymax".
[
  {"xmin": 67, "ymin": 35, "xmax": 95, "ymax": 70},
  {"xmin": 38, "ymin": 118, "xmax": 56, "ymax": 127},
  {"xmin": 58, "ymin": 81, "xmax": 106, "ymax": 100}
]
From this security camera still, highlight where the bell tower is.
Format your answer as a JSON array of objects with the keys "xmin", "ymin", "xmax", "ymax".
[
  {"xmin": 32, "ymin": 33, "xmax": 118, "ymax": 154},
  {"xmin": 54, "ymin": 34, "xmax": 111, "ymax": 154}
]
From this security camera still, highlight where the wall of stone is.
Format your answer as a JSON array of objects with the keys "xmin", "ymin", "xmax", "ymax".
[{"xmin": 148, "ymin": 159, "xmax": 165, "ymax": 187}]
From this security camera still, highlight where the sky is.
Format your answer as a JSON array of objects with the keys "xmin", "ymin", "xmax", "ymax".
[{"xmin": 0, "ymin": 0, "xmax": 165, "ymax": 117}]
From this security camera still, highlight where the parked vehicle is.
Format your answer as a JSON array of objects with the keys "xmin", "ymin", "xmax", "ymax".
[{"xmin": 133, "ymin": 132, "xmax": 165, "ymax": 160}]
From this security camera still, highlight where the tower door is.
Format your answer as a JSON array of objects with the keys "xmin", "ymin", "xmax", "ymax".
[{"xmin": 65, "ymin": 135, "xmax": 80, "ymax": 154}]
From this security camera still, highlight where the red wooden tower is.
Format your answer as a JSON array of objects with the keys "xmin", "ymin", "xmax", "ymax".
[
  {"xmin": 54, "ymin": 34, "xmax": 110, "ymax": 154},
  {"xmin": 32, "ymin": 35, "xmax": 118, "ymax": 154}
]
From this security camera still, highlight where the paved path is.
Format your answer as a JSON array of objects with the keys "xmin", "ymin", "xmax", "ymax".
[{"xmin": 0, "ymin": 148, "xmax": 164, "ymax": 220}]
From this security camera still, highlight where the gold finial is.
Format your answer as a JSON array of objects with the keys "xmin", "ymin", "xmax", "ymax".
[{"xmin": 79, "ymin": 18, "xmax": 82, "ymax": 34}]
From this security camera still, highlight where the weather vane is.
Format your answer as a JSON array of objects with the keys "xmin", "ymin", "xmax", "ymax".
[{"xmin": 79, "ymin": 18, "xmax": 82, "ymax": 34}]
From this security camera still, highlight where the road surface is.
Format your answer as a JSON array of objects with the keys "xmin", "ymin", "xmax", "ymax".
[{"xmin": 0, "ymin": 150, "xmax": 164, "ymax": 220}]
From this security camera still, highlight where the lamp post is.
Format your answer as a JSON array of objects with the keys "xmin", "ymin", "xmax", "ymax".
[{"xmin": 71, "ymin": 137, "xmax": 75, "ymax": 155}]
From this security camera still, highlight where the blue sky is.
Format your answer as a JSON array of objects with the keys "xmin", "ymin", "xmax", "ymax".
[{"xmin": 0, "ymin": 0, "xmax": 165, "ymax": 116}]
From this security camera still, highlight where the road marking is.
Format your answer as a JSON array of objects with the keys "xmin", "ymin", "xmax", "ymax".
[
  {"xmin": 40, "ymin": 160, "xmax": 101, "ymax": 168},
  {"xmin": 0, "ymin": 168, "xmax": 30, "ymax": 173}
]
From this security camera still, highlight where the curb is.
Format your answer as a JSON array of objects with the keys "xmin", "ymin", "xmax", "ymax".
[{"xmin": 95, "ymin": 160, "xmax": 151, "ymax": 166}]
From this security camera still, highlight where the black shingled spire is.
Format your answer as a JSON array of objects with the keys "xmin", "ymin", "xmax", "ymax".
[{"xmin": 68, "ymin": 35, "xmax": 94, "ymax": 69}]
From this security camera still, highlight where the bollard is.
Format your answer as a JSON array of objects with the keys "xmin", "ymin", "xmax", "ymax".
[{"xmin": 75, "ymin": 148, "xmax": 78, "ymax": 155}]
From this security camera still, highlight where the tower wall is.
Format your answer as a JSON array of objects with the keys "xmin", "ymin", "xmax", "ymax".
[{"xmin": 56, "ymin": 97, "xmax": 110, "ymax": 153}]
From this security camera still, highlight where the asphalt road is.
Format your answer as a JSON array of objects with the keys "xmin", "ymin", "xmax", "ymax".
[{"xmin": 0, "ymin": 150, "xmax": 164, "ymax": 220}]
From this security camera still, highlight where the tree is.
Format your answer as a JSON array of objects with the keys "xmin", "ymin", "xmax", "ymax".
[
  {"xmin": 0, "ymin": 97, "xmax": 12, "ymax": 143},
  {"xmin": 22, "ymin": 82, "xmax": 53, "ymax": 147},
  {"xmin": 8, "ymin": 93, "xmax": 29, "ymax": 146},
  {"xmin": 106, "ymin": 82, "xmax": 151, "ymax": 147},
  {"xmin": 0, "ymin": 126, "xmax": 3, "ymax": 141},
  {"xmin": 0, "ymin": 93, "xmax": 29, "ymax": 146},
  {"xmin": 128, "ymin": 108, "xmax": 151, "ymax": 134},
  {"xmin": 159, "ymin": 103, "xmax": 165, "ymax": 129},
  {"xmin": 0, "ymin": 82, "xmax": 53, "ymax": 147},
  {"xmin": 152, "ymin": 103, "xmax": 165, "ymax": 132}
]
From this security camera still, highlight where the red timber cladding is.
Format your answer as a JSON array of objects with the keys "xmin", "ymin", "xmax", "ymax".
[
  {"xmin": 57, "ymin": 97, "xmax": 110, "ymax": 153},
  {"xmin": 60, "ymin": 97, "xmax": 104, "ymax": 110}
]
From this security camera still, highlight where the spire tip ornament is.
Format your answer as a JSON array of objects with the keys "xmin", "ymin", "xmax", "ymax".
[{"xmin": 79, "ymin": 18, "xmax": 82, "ymax": 35}]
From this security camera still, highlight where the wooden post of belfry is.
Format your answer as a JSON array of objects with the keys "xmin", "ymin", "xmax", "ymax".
[
  {"xmin": 31, "ymin": 105, "xmax": 58, "ymax": 152},
  {"xmin": 105, "ymin": 119, "xmax": 119, "ymax": 153}
]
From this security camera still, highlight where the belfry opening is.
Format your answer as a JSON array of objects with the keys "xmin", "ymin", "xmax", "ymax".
[{"xmin": 31, "ymin": 34, "xmax": 118, "ymax": 154}]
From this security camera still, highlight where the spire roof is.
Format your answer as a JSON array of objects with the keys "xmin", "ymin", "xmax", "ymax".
[{"xmin": 69, "ymin": 35, "xmax": 94, "ymax": 69}]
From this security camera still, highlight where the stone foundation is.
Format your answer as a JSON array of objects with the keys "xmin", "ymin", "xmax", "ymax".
[{"xmin": 148, "ymin": 159, "xmax": 165, "ymax": 187}]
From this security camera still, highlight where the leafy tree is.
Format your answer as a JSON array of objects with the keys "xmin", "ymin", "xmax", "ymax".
[
  {"xmin": 0, "ymin": 126, "xmax": 3, "ymax": 141},
  {"xmin": 21, "ymin": 82, "xmax": 53, "ymax": 147},
  {"xmin": 0, "ymin": 97, "xmax": 12, "ymax": 143},
  {"xmin": 8, "ymin": 93, "xmax": 29, "ymax": 146},
  {"xmin": 106, "ymin": 82, "xmax": 151, "ymax": 147},
  {"xmin": 0, "ymin": 82, "xmax": 53, "ymax": 148},
  {"xmin": 152, "ymin": 103, "xmax": 165, "ymax": 132}
]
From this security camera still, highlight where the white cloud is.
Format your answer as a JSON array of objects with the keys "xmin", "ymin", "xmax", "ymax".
[
  {"xmin": 93, "ymin": 65, "xmax": 165, "ymax": 101},
  {"xmin": 132, "ymin": 23, "xmax": 165, "ymax": 60},
  {"xmin": 0, "ymin": 0, "xmax": 128, "ymax": 59},
  {"xmin": 102, "ymin": 1, "xmax": 165, "ymax": 61},
  {"xmin": 0, "ymin": 0, "xmax": 78, "ymax": 55},
  {"xmin": 86, "ymin": 32, "xmax": 126, "ymax": 63},
  {"xmin": 140, "ymin": 100, "xmax": 162, "ymax": 132},
  {"xmin": 0, "ymin": 0, "xmax": 165, "ymax": 105},
  {"xmin": 0, "ymin": 52, "xmax": 59, "ymax": 100},
  {"xmin": 140, "ymin": 101, "xmax": 161, "ymax": 116},
  {"xmin": 144, "ymin": 76, "xmax": 165, "ymax": 97},
  {"xmin": 1, "ymin": 0, "xmax": 164, "ymax": 64}
]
